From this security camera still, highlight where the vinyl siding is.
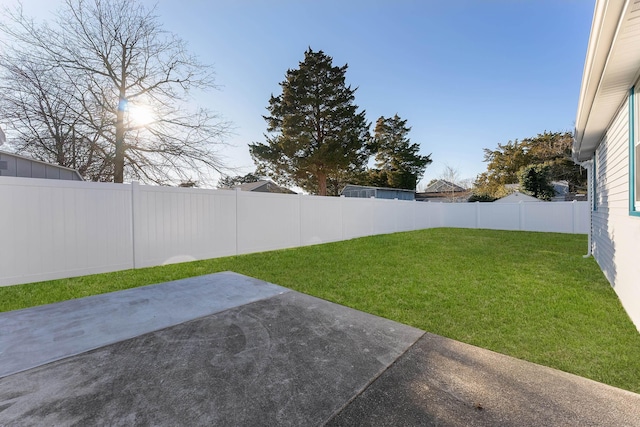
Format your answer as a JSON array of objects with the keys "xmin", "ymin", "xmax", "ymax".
[
  {"xmin": 0, "ymin": 152, "xmax": 83, "ymax": 181},
  {"xmin": 592, "ymin": 96, "xmax": 640, "ymax": 330}
]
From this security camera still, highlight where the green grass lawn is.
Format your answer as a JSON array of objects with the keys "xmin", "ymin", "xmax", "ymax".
[{"xmin": 2, "ymin": 228, "xmax": 639, "ymax": 393}]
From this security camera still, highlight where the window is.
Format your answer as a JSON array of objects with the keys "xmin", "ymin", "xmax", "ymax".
[
  {"xmin": 593, "ymin": 156, "xmax": 597, "ymax": 211},
  {"xmin": 632, "ymin": 85, "xmax": 640, "ymax": 216}
]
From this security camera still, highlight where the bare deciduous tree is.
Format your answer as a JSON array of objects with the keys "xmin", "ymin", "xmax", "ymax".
[
  {"xmin": 0, "ymin": 0, "xmax": 229, "ymax": 184},
  {"xmin": 438, "ymin": 164, "xmax": 471, "ymax": 202},
  {"xmin": 0, "ymin": 49, "xmax": 112, "ymax": 179}
]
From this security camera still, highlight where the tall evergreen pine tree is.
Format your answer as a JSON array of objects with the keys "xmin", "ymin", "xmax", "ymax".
[
  {"xmin": 250, "ymin": 48, "xmax": 370, "ymax": 196},
  {"xmin": 368, "ymin": 114, "xmax": 431, "ymax": 190}
]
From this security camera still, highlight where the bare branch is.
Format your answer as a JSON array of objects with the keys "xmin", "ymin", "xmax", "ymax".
[{"xmin": 0, "ymin": 0, "xmax": 228, "ymax": 185}]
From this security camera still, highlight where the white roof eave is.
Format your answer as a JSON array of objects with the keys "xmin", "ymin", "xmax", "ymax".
[{"xmin": 573, "ymin": 0, "xmax": 640, "ymax": 162}]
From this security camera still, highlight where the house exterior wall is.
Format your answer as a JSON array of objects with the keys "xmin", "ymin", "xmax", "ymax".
[
  {"xmin": 0, "ymin": 152, "xmax": 83, "ymax": 181},
  {"xmin": 591, "ymin": 98, "xmax": 640, "ymax": 329},
  {"xmin": 376, "ymin": 188, "xmax": 414, "ymax": 201},
  {"xmin": 341, "ymin": 185, "xmax": 415, "ymax": 200}
]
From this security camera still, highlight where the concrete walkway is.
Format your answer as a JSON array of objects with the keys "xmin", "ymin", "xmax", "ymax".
[{"xmin": 1, "ymin": 272, "xmax": 639, "ymax": 426}]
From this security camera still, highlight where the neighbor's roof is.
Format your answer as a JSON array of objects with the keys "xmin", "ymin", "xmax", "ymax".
[
  {"xmin": 235, "ymin": 181, "xmax": 269, "ymax": 191},
  {"xmin": 494, "ymin": 191, "xmax": 543, "ymax": 203},
  {"xmin": 573, "ymin": 0, "xmax": 640, "ymax": 162},
  {"xmin": 423, "ymin": 180, "xmax": 466, "ymax": 193},
  {"xmin": 235, "ymin": 180, "xmax": 296, "ymax": 194}
]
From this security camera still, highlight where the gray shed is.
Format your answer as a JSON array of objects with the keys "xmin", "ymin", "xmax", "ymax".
[
  {"xmin": 0, "ymin": 150, "xmax": 83, "ymax": 181},
  {"xmin": 341, "ymin": 185, "xmax": 415, "ymax": 201}
]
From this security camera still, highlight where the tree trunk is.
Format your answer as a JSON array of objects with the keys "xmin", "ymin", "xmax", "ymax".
[
  {"xmin": 114, "ymin": 103, "xmax": 125, "ymax": 183},
  {"xmin": 317, "ymin": 171, "xmax": 327, "ymax": 196},
  {"xmin": 115, "ymin": 48, "xmax": 127, "ymax": 184}
]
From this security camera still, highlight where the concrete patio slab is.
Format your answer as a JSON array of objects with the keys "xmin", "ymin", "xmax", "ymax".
[
  {"xmin": 327, "ymin": 333, "xmax": 640, "ymax": 427},
  {"xmin": 0, "ymin": 281, "xmax": 423, "ymax": 426},
  {"xmin": 1, "ymin": 272, "xmax": 639, "ymax": 426},
  {"xmin": 0, "ymin": 272, "xmax": 288, "ymax": 378}
]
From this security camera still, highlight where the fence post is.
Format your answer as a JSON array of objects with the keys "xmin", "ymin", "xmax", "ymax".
[
  {"xmin": 235, "ymin": 188, "xmax": 240, "ymax": 255},
  {"xmin": 131, "ymin": 181, "xmax": 141, "ymax": 269},
  {"xmin": 572, "ymin": 200, "xmax": 577, "ymax": 234},
  {"xmin": 519, "ymin": 201, "xmax": 524, "ymax": 231},
  {"xmin": 340, "ymin": 195, "xmax": 345, "ymax": 240},
  {"xmin": 299, "ymin": 193, "xmax": 303, "ymax": 246},
  {"xmin": 394, "ymin": 198, "xmax": 398, "ymax": 233},
  {"xmin": 475, "ymin": 201, "xmax": 480, "ymax": 229},
  {"xmin": 370, "ymin": 196, "xmax": 375, "ymax": 236}
]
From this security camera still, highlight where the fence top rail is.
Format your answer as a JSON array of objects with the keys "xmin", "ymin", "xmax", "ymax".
[
  {"xmin": 0, "ymin": 176, "xmax": 128, "ymax": 190},
  {"xmin": 475, "ymin": 201, "xmax": 588, "ymax": 206}
]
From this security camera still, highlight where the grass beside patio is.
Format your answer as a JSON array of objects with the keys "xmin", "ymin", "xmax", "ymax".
[{"xmin": 2, "ymin": 228, "xmax": 639, "ymax": 393}]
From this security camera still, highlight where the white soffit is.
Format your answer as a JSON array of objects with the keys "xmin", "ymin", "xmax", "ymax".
[{"xmin": 574, "ymin": 0, "xmax": 640, "ymax": 161}]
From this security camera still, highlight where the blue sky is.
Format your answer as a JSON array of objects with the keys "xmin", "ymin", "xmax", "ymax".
[{"xmin": 6, "ymin": 0, "xmax": 595, "ymax": 189}]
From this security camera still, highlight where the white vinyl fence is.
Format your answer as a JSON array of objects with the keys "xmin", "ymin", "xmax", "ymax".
[{"xmin": 0, "ymin": 177, "xmax": 589, "ymax": 286}]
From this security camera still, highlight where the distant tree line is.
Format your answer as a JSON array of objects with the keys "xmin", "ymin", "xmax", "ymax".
[{"xmin": 472, "ymin": 131, "xmax": 586, "ymax": 201}]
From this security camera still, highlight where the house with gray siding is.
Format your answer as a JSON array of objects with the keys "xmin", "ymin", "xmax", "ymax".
[
  {"xmin": 341, "ymin": 184, "xmax": 415, "ymax": 201},
  {"xmin": 573, "ymin": 0, "xmax": 640, "ymax": 331},
  {"xmin": 415, "ymin": 179, "xmax": 470, "ymax": 202},
  {"xmin": 0, "ymin": 150, "xmax": 83, "ymax": 181}
]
